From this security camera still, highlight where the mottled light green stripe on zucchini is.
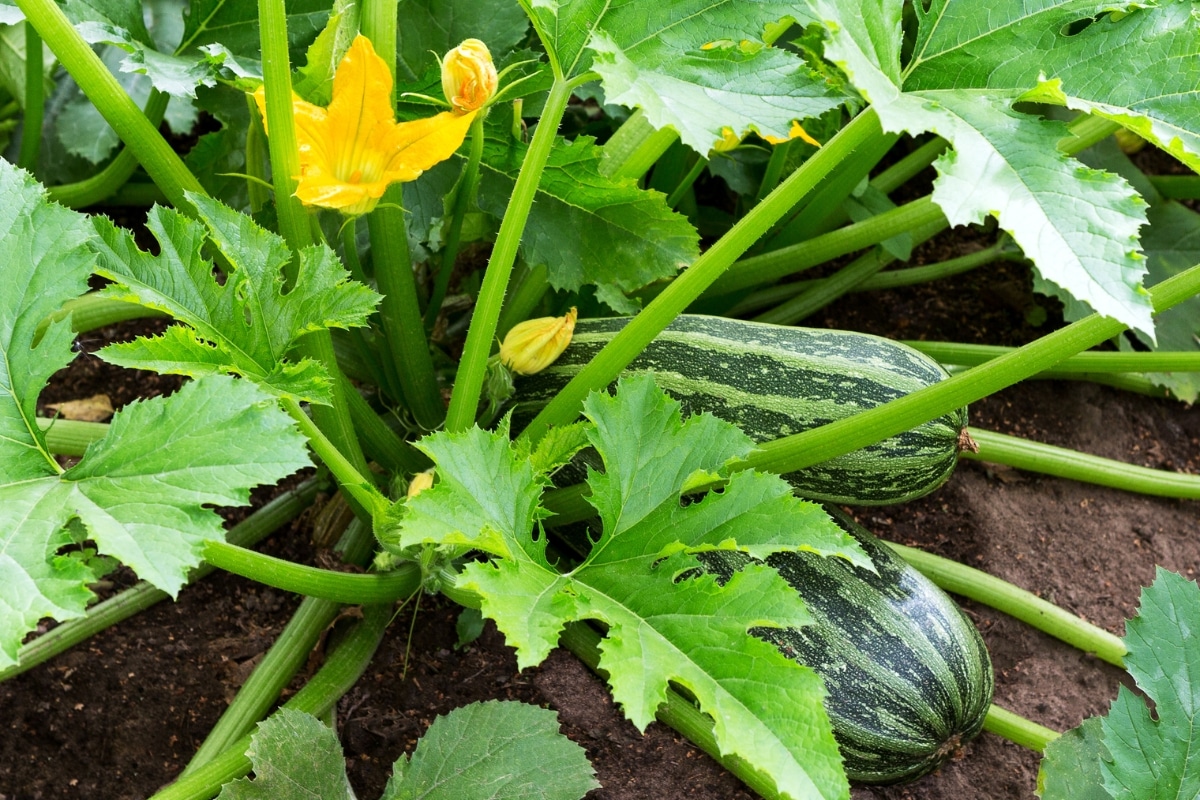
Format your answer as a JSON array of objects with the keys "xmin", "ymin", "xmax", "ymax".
[
  {"xmin": 699, "ymin": 509, "xmax": 993, "ymax": 785},
  {"xmin": 513, "ymin": 315, "xmax": 967, "ymax": 505}
]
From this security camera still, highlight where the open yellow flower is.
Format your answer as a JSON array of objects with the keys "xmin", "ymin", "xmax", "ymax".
[{"xmin": 254, "ymin": 35, "xmax": 476, "ymax": 216}]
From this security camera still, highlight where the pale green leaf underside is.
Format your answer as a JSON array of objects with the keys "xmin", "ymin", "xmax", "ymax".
[
  {"xmin": 216, "ymin": 708, "xmax": 351, "ymax": 800},
  {"xmin": 905, "ymin": 0, "xmax": 1200, "ymax": 172},
  {"xmin": 1, "ymin": 376, "xmax": 311, "ymax": 667},
  {"xmin": 1099, "ymin": 569, "xmax": 1200, "ymax": 798},
  {"xmin": 478, "ymin": 133, "xmax": 698, "ymax": 313},
  {"xmin": 587, "ymin": 0, "xmax": 842, "ymax": 152},
  {"xmin": 91, "ymin": 193, "xmax": 379, "ymax": 403},
  {"xmin": 811, "ymin": 0, "xmax": 1155, "ymax": 338},
  {"xmin": 385, "ymin": 700, "xmax": 598, "ymax": 800},
  {"xmin": 393, "ymin": 376, "xmax": 858, "ymax": 800}
]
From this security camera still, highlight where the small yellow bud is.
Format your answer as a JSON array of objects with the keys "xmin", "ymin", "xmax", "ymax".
[
  {"xmin": 499, "ymin": 307, "xmax": 578, "ymax": 376},
  {"xmin": 441, "ymin": 39, "xmax": 498, "ymax": 114},
  {"xmin": 406, "ymin": 468, "xmax": 435, "ymax": 499}
]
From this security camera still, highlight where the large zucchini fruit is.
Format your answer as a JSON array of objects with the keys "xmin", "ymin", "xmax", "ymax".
[
  {"xmin": 511, "ymin": 314, "xmax": 968, "ymax": 505},
  {"xmin": 701, "ymin": 508, "xmax": 994, "ymax": 784}
]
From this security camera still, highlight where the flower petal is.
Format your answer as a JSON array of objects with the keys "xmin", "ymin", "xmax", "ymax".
[
  {"xmin": 381, "ymin": 110, "xmax": 477, "ymax": 181},
  {"xmin": 325, "ymin": 36, "xmax": 397, "ymax": 185}
]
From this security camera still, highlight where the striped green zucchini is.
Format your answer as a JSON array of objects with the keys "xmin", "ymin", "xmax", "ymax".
[
  {"xmin": 511, "ymin": 314, "xmax": 968, "ymax": 505},
  {"xmin": 701, "ymin": 508, "xmax": 994, "ymax": 784}
]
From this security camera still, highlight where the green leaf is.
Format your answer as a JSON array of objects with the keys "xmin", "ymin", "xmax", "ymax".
[
  {"xmin": 179, "ymin": 0, "xmax": 328, "ymax": 64},
  {"xmin": 478, "ymin": 131, "xmax": 699, "ymax": 313},
  {"xmin": 0, "ymin": 163, "xmax": 95, "ymax": 484},
  {"xmin": 291, "ymin": 0, "xmax": 358, "ymax": 106},
  {"xmin": 809, "ymin": 0, "xmax": 1155, "ymax": 339},
  {"xmin": 906, "ymin": 0, "xmax": 1200, "ymax": 172},
  {"xmin": 1119, "ymin": 201, "xmax": 1200, "ymax": 403},
  {"xmin": 1037, "ymin": 569, "xmax": 1200, "ymax": 798},
  {"xmin": 519, "ymin": 0, "xmax": 607, "ymax": 79},
  {"xmin": 1, "ymin": 374, "xmax": 312, "ymax": 667},
  {"xmin": 395, "ymin": 0, "xmax": 530, "ymax": 83},
  {"xmin": 384, "ymin": 700, "xmax": 598, "ymax": 800},
  {"xmin": 90, "ymin": 193, "xmax": 380, "ymax": 404},
  {"xmin": 1100, "ymin": 568, "xmax": 1200, "ymax": 797},
  {"xmin": 587, "ymin": 2, "xmax": 844, "ymax": 152},
  {"xmin": 217, "ymin": 708, "xmax": 352, "ymax": 800},
  {"xmin": 1036, "ymin": 718, "xmax": 1112, "ymax": 800},
  {"xmin": 389, "ymin": 375, "xmax": 862, "ymax": 800}
]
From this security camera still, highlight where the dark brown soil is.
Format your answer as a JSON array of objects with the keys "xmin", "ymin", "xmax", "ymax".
[{"xmin": 2, "ymin": 223, "xmax": 1198, "ymax": 800}]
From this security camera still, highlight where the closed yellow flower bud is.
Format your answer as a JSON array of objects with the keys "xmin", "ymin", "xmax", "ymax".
[
  {"xmin": 499, "ymin": 307, "xmax": 578, "ymax": 376},
  {"xmin": 406, "ymin": 468, "xmax": 435, "ymax": 498},
  {"xmin": 441, "ymin": 39, "xmax": 498, "ymax": 114}
]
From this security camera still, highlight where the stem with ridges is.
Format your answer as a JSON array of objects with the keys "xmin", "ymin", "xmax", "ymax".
[
  {"xmin": 520, "ymin": 109, "xmax": 890, "ymax": 443},
  {"xmin": 444, "ymin": 76, "xmax": 575, "ymax": 432},
  {"xmin": 599, "ymin": 107, "xmax": 680, "ymax": 181},
  {"xmin": 739, "ymin": 262, "xmax": 1200, "ymax": 478},
  {"xmin": 964, "ymin": 428, "xmax": 1200, "ymax": 499},
  {"xmin": 152, "ymin": 604, "xmax": 393, "ymax": 800},
  {"xmin": 280, "ymin": 397, "xmax": 388, "ymax": 516},
  {"xmin": 665, "ymin": 154, "xmax": 707, "ymax": 208},
  {"xmin": 202, "ymin": 540, "xmax": 419, "ymax": 604},
  {"xmin": 426, "ymin": 113, "xmax": 487, "ymax": 331},
  {"xmin": 15, "ymin": 0, "xmax": 204, "ymax": 210},
  {"xmin": 0, "ymin": 479, "xmax": 322, "ymax": 682},
  {"xmin": 258, "ymin": 0, "xmax": 371, "ymax": 490},
  {"xmin": 753, "ymin": 247, "xmax": 891, "ymax": 325},
  {"xmin": 886, "ymin": 540, "xmax": 1126, "ymax": 667},
  {"xmin": 17, "ymin": 21, "xmax": 43, "ymax": 174},
  {"xmin": 984, "ymin": 705, "xmax": 1059, "ymax": 752},
  {"xmin": 907, "ymin": 341, "xmax": 1200, "ymax": 373}
]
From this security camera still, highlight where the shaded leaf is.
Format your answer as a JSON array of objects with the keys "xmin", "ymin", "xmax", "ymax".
[{"xmin": 217, "ymin": 708, "xmax": 351, "ymax": 800}]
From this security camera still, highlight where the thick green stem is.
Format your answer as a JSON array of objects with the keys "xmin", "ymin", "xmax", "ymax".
[
  {"xmin": 280, "ymin": 397, "xmax": 388, "ymax": 517},
  {"xmin": 711, "ymin": 195, "xmax": 946, "ymax": 297},
  {"xmin": 521, "ymin": 109, "xmax": 890, "ymax": 443},
  {"xmin": 444, "ymin": 77, "xmax": 575, "ymax": 432},
  {"xmin": 203, "ymin": 540, "xmax": 419, "ymax": 604},
  {"xmin": 16, "ymin": 0, "xmax": 203, "ymax": 210},
  {"xmin": 665, "ymin": 154, "xmax": 707, "ymax": 209},
  {"xmin": 984, "ymin": 705, "xmax": 1059, "ymax": 752},
  {"xmin": 426, "ymin": 114, "xmax": 486, "ymax": 331},
  {"xmin": 257, "ymin": 0, "xmax": 312, "ymax": 249},
  {"xmin": 0, "ymin": 479, "xmax": 321, "ymax": 682},
  {"xmin": 344, "ymin": 388, "xmax": 429, "ymax": 474},
  {"xmin": 258, "ymin": 0, "xmax": 370, "ymax": 483},
  {"xmin": 753, "ymin": 247, "xmax": 890, "ymax": 325},
  {"xmin": 886, "ymin": 540, "xmax": 1126, "ymax": 667},
  {"xmin": 39, "ymin": 417, "xmax": 108, "ymax": 456},
  {"xmin": 870, "ymin": 136, "xmax": 947, "ymax": 195},
  {"xmin": 965, "ymin": 428, "xmax": 1200, "ymax": 500},
  {"xmin": 368, "ymin": 193, "xmax": 446, "ymax": 429},
  {"xmin": 907, "ymin": 341, "xmax": 1200, "ymax": 373},
  {"xmin": 17, "ymin": 21, "xmax": 43, "ymax": 174},
  {"xmin": 48, "ymin": 90, "xmax": 172, "ymax": 208},
  {"xmin": 600, "ymin": 107, "xmax": 680, "ymax": 181},
  {"xmin": 151, "ymin": 604, "xmax": 392, "ymax": 800},
  {"xmin": 738, "ymin": 261, "xmax": 1200, "ymax": 478},
  {"xmin": 730, "ymin": 240, "xmax": 1017, "ymax": 317}
]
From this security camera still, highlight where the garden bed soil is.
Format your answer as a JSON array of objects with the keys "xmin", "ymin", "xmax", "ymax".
[{"xmin": 2, "ymin": 231, "xmax": 1198, "ymax": 800}]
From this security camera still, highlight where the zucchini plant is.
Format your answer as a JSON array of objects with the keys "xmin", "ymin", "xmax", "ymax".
[{"xmin": 1, "ymin": 0, "xmax": 1199, "ymax": 797}]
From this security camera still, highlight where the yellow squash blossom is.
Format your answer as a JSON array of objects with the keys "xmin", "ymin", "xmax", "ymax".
[
  {"xmin": 254, "ymin": 35, "xmax": 476, "ymax": 216},
  {"xmin": 500, "ymin": 307, "xmax": 578, "ymax": 375},
  {"xmin": 441, "ymin": 39, "xmax": 498, "ymax": 114}
]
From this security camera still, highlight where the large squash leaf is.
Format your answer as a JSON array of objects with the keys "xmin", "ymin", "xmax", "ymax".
[
  {"xmin": 384, "ymin": 375, "xmax": 870, "ymax": 800},
  {"xmin": 809, "ymin": 0, "xmax": 1161, "ymax": 338},
  {"xmin": 0, "ymin": 162, "xmax": 311, "ymax": 667}
]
